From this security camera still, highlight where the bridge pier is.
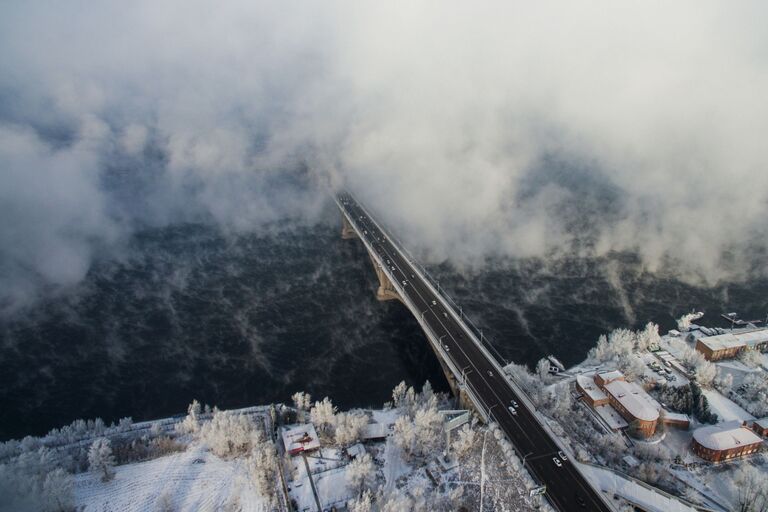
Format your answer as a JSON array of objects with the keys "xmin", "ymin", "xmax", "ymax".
[
  {"xmin": 370, "ymin": 254, "xmax": 402, "ymax": 302},
  {"xmin": 341, "ymin": 215, "xmax": 357, "ymax": 239}
]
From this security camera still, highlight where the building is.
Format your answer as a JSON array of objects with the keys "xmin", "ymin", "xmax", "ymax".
[
  {"xmin": 752, "ymin": 418, "xmax": 768, "ymax": 437},
  {"xmin": 691, "ymin": 420, "xmax": 763, "ymax": 462},
  {"xmin": 603, "ymin": 378, "xmax": 660, "ymax": 438},
  {"xmin": 576, "ymin": 374, "xmax": 609, "ymax": 407},
  {"xmin": 281, "ymin": 424, "xmax": 320, "ymax": 455},
  {"xmin": 695, "ymin": 328, "xmax": 768, "ymax": 361},
  {"xmin": 662, "ymin": 412, "xmax": 690, "ymax": 430},
  {"xmin": 594, "ymin": 370, "xmax": 625, "ymax": 388},
  {"xmin": 577, "ymin": 370, "xmax": 661, "ymax": 438}
]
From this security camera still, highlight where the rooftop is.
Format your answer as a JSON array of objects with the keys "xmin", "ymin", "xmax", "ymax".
[
  {"xmin": 692, "ymin": 420, "xmax": 763, "ymax": 451},
  {"xmin": 754, "ymin": 417, "xmax": 768, "ymax": 429},
  {"xmin": 697, "ymin": 328, "xmax": 768, "ymax": 352},
  {"xmin": 603, "ymin": 379, "xmax": 659, "ymax": 422},
  {"xmin": 596, "ymin": 370, "xmax": 624, "ymax": 383},
  {"xmin": 576, "ymin": 374, "xmax": 608, "ymax": 402},
  {"xmin": 281, "ymin": 423, "xmax": 320, "ymax": 454}
]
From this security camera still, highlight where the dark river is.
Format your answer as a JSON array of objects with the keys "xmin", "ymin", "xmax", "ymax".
[{"xmin": 1, "ymin": 215, "xmax": 766, "ymax": 440}]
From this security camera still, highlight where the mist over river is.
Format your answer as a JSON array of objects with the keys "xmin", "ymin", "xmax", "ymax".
[{"xmin": 1, "ymin": 209, "xmax": 767, "ymax": 441}]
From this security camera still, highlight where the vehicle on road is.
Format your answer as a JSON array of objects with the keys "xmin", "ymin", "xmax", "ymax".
[
  {"xmin": 487, "ymin": 370, "xmax": 494, "ymax": 377},
  {"xmin": 510, "ymin": 400, "xmax": 519, "ymax": 408},
  {"xmin": 431, "ymin": 300, "xmax": 437, "ymax": 306},
  {"xmin": 444, "ymin": 345, "xmax": 450, "ymax": 352},
  {"xmin": 508, "ymin": 406, "xmax": 517, "ymax": 415},
  {"xmin": 575, "ymin": 494, "xmax": 587, "ymax": 508},
  {"xmin": 558, "ymin": 450, "xmax": 567, "ymax": 461},
  {"xmin": 552, "ymin": 457, "xmax": 562, "ymax": 467}
]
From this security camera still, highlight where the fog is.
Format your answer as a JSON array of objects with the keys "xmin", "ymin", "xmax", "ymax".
[{"xmin": 2, "ymin": 1, "xmax": 768, "ymax": 314}]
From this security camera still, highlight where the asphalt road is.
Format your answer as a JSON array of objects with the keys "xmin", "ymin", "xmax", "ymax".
[{"xmin": 338, "ymin": 192, "xmax": 613, "ymax": 512}]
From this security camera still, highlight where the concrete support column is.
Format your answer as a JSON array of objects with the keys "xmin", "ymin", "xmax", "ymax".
[
  {"xmin": 370, "ymin": 254, "xmax": 401, "ymax": 302},
  {"xmin": 341, "ymin": 215, "xmax": 357, "ymax": 239}
]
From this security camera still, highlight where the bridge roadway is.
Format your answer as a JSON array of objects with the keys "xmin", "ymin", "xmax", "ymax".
[{"xmin": 338, "ymin": 192, "xmax": 613, "ymax": 512}]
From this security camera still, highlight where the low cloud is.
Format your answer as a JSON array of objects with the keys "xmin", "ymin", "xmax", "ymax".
[{"xmin": 1, "ymin": 1, "xmax": 767, "ymax": 313}]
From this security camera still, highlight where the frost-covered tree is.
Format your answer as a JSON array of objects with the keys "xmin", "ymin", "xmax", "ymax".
[
  {"xmin": 199, "ymin": 410, "xmax": 255, "ymax": 457},
  {"xmin": 346, "ymin": 452, "xmax": 375, "ymax": 495},
  {"xmin": 619, "ymin": 355, "xmax": 647, "ymax": 381},
  {"xmin": 309, "ymin": 397, "xmax": 337, "ymax": 437},
  {"xmin": 420, "ymin": 380, "xmax": 434, "ymax": 405},
  {"xmin": 291, "ymin": 391, "xmax": 312, "ymax": 422},
  {"xmin": 176, "ymin": 399, "xmax": 202, "ymax": 434},
  {"xmin": 334, "ymin": 412, "xmax": 368, "ymax": 447},
  {"xmin": 391, "ymin": 381, "xmax": 408, "ymax": 408},
  {"xmin": 536, "ymin": 358, "xmax": 551, "ymax": 381},
  {"xmin": 391, "ymin": 381, "xmax": 417, "ymax": 412},
  {"xmin": 117, "ymin": 417, "xmax": 133, "ymax": 432},
  {"xmin": 247, "ymin": 434, "xmax": 278, "ymax": 501},
  {"xmin": 732, "ymin": 465, "xmax": 768, "ymax": 512},
  {"xmin": 42, "ymin": 468, "xmax": 73, "ymax": 512},
  {"xmin": 392, "ymin": 416, "xmax": 417, "ymax": 456},
  {"xmin": 88, "ymin": 438, "xmax": 116, "ymax": 482},
  {"xmin": 348, "ymin": 489, "xmax": 374, "ymax": 512},
  {"xmin": 379, "ymin": 489, "xmax": 414, "ymax": 512},
  {"xmin": 740, "ymin": 349, "xmax": 765, "ymax": 369},
  {"xmin": 636, "ymin": 323, "xmax": 661, "ymax": 351},
  {"xmin": 452, "ymin": 424, "xmax": 476, "ymax": 457}
]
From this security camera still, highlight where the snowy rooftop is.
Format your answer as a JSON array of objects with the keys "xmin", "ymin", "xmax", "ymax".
[
  {"xmin": 281, "ymin": 423, "xmax": 320, "ymax": 455},
  {"xmin": 361, "ymin": 422, "xmax": 389, "ymax": 440},
  {"xmin": 595, "ymin": 404, "xmax": 629, "ymax": 430},
  {"xmin": 576, "ymin": 374, "xmax": 608, "ymax": 402},
  {"xmin": 663, "ymin": 412, "xmax": 690, "ymax": 423},
  {"xmin": 692, "ymin": 420, "xmax": 763, "ymax": 451},
  {"xmin": 697, "ymin": 328, "xmax": 768, "ymax": 351},
  {"xmin": 597, "ymin": 370, "xmax": 624, "ymax": 383},
  {"xmin": 603, "ymin": 379, "xmax": 659, "ymax": 422},
  {"xmin": 754, "ymin": 417, "xmax": 768, "ymax": 429}
]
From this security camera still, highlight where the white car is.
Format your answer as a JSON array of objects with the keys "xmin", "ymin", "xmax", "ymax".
[
  {"xmin": 558, "ymin": 450, "xmax": 567, "ymax": 461},
  {"xmin": 487, "ymin": 370, "xmax": 493, "ymax": 377},
  {"xmin": 552, "ymin": 457, "xmax": 562, "ymax": 467},
  {"xmin": 508, "ymin": 406, "xmax": 517, "ymax": 416}
]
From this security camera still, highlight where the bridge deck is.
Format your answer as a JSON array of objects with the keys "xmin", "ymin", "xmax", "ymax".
[{"xmin": 337, "ymin": 192, "xmax": 613, "ymax": 512}]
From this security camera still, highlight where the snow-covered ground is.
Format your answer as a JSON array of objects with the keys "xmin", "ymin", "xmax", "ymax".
[
  {"xmin": 701, "ymin": 389, "xmax": 755, "ymax": 422},
  {"xmin": 579, "ymin": 462, "xmax": 699, "ymax": 512},
  {"xmin": 286, "ymin": 447, "xmax": 355, "ymax": 511},
  {"xmin": 73, "ymin": 444, "xmax": 270, "ymax": 512}
]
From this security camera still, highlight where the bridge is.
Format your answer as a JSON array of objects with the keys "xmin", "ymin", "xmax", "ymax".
[{"xmin": 336, "ymin": 192, "xmax": 614, "ymax": 512}]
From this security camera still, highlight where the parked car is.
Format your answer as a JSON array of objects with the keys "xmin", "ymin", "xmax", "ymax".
[{"xmin": 552, "ymin": 457, "xmax": 562, "ymax": 467}]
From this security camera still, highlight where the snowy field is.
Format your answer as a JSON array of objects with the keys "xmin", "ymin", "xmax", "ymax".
[{"xmin": 73, "ymin": 444, "xmax": 269, "ymax": 512}]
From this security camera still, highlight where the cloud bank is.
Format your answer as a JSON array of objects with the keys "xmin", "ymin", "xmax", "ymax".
[{"xmin": 1, "ymin": 1, "xmax": 768, "ymax": 313}]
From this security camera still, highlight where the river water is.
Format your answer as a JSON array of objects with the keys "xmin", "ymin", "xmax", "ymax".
[{"xmin": 1, "ymin": 217, "xmax": 766, "ymax": 440}]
